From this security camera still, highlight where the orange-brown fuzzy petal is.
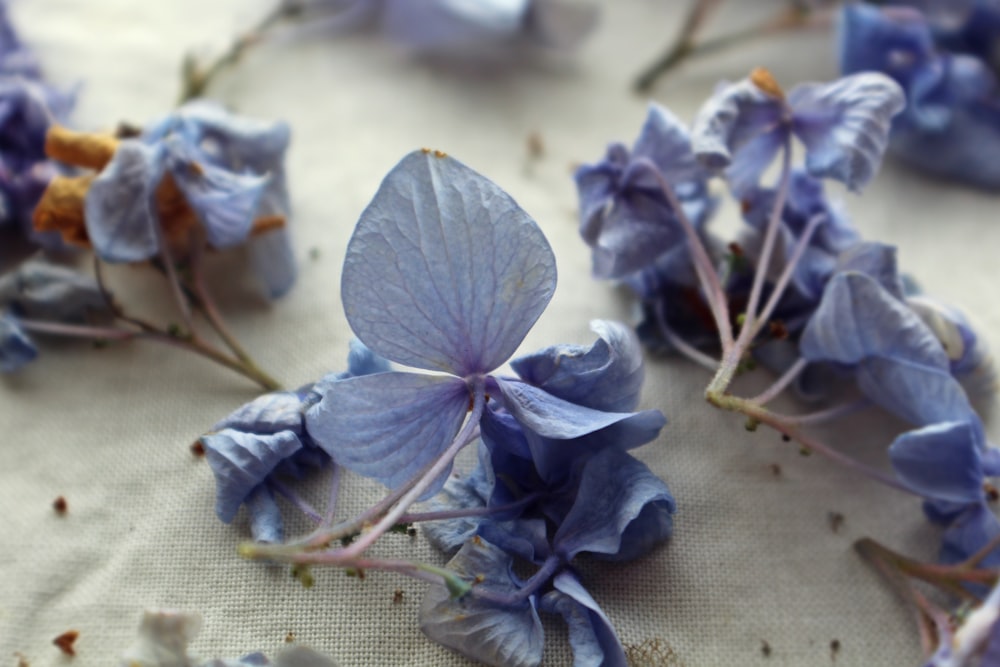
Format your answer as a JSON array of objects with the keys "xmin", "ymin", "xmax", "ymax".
[
  {"xmin": 45, "ymin": 125, "xmax": 119, "ymax": 170},
  {"xmin": 32, "ymin": 174, "xmax": 94, "ymax": 246}
]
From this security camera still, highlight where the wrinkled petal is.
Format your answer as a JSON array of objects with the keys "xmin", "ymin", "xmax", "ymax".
[
  {"xmin": 165, "ymin": 138, "xmax": 268, "ymax": 248},
  {"xmin": 540, "ymin": 572, "xmax": 627, "ymax": 667},
  {"xmin": 478, "ymin": 517, "xmax": 551, "ymax": 564},
  {"xmin": 422, "ymin": 471, "xmax": 489, "ymax": 554},
  {"xmin": 789, "ymin": 72, "xmax": 905, "ymax": 191},
  {"xmin": 494, "ymin": 377, "xmax": 643, "ymax": 440},
  {"xmin": 420, "ymin": 537, "xmax": 544, "ymax": 667},
  {"xmin": 889, "ymin": 420, "xmax": 984, "ymax": 504},
  {"xmin": 245, "ymin": 484, "xmax": 283, "ymax": 543},
  {"xmin": 341, "ymin": 150, "xmax": 556, "ymax": 376},
  {"xmin": 511, "ymin": 320, "xmax": 644, "ymax": 413},
  {"xmin": 630, "ymin": 103, "xmax": 705, "ymax": 184},
  {"xmin": 201, "ymin": 429, "xmax": 303, "ymax": 522},
  {"xmin": 0, "ymin": 310, "xmax": 37, "ymax": 372},
  {"xmin": 856, "ymin": 356, "xmax": 972, "ymax": 426},
  {"xmin": 212, "ymin": 391, "xmax": 308, "ymax": 436},
  {"xmin": 84, "ymin": 140, "xmax": 165, "ymax": 263},
  {"xmin": 800, "ymin": 272, "xmax": 948, "ymax": 369},
  {"xmin": 554, "ymin": 448, "xmax": 675, "ymax": 561},
  {"xmin": 834, "ymin": 242, "xmax": 904, "ymax": 300},
  {"xmin": 691, "ymin": 76, "xmax": 786, "ymax": 195},
  {"xmin": 0, "ymin": 260, "xmax": 110, "ymax": 321},
  {"xmin": 306, "ymin": 371, "xmax": 469, "ymax": 491}
]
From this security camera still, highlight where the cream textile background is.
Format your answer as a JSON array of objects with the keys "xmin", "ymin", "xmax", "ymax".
[{"xmin": 2, "ymin": 1, "xmax": 999, "ymax": 665}]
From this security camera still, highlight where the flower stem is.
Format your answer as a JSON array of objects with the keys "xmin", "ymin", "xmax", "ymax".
[{"xmin": 178, "ymin": 0, "xmax": 301, "ymax": 103}]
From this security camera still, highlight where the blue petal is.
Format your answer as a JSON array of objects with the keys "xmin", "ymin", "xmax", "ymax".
[
  {"xmin": 834, "ymin": 242, "xmax": 904, "ymax": 300},
  {"xmin": 554, "ymin": 448, "xmax": 675, "ymax": 561},
  {"xmin": 940, "ymin": 502, "xmax": 1000, "ymax": 566},
  {"xmin": 800, "ymin": 272, "xmax": 948, "ymax": 369},
  {"xmin": 511, "ymin": 320, "xmax": 645, "ymax": 413},
  {"xmin": 630, "ymin": 104, "xmax": 705, "ymax": 184},
  {"xmin": 494, "ymin": 377, "xmax": 644, "ymax": 440},
  {"xmin": 200, "ymin": 429, "xmax": 303, "ymax": 522},
  {"xmin": 305, "ymin": 371, "xmax": 469, "ymax": 491},
  {"xmin": 346, "ymin": 337, "xmax": 392, "ymax": 377},
  {"xmin": 525, "ymin": 410, "xmax": 666, "ymax": 484},
  {"xmin": 84, "ymin": 140, "xmax": 165, "ymax": 263},
  {"xmin": 478, "ymin": 517, "xmax": 552, "ymax": 564},
  {"xmin": 421, "ymin": 470, "xmax": 489, "ymax": 554},
  {"xmin": 245, "ymin": 485, "xmax": 284, "ymax": 544},
  {"xmin": 212, "ymin": 391, "xmax": 308, "ymax": 435},
  {"xmin": 341, "ymin": 150, "xmax": 556, "ymax": 376},
  {"xmin": 789, "ymin": 72, "xmax": 905, "ymax": 191},
  {"xmin": 248, "ymin": 227, "xmax": 297, "ymax": 299},
  {"xmin": 540, "ymin": 571, "xmax": 627, "ymax": 667},
  {"xmin": 0, "ymin": 260, "xmax": 110, "ymax": 322},
  {"xmin": 889, "ymin": 420, "xmax": 984, "ymax": 504},
  {"xmin": 0, "ymin": 310, "xmax": 37, "ymax": 372},
  {"xmin": 856, "ymin": 356, "xmax": 972, "ymax": 426},
  {"xmin": 575, "ymin": 144, "xmax": 626, "ymax": 246},
  {"xmin": 691, "ymin": 76, "xmax": 785, "ymax": 195},
  {"xmin": 419, "ymin": 538, "xmax": 544, "ymax": 667},
  {"xmin": 165, "ymin": 138, "xmax": 268, "ymax": 249}
]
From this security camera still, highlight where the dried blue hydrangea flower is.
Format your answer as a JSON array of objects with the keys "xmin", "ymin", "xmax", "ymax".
[
  {"xmin": 82, "ymin": 100, "xmax": 295, "ymax": 298},
  {"xmin": 840, "ymin": 3, "xmax": 1000, "ymax": 189}
]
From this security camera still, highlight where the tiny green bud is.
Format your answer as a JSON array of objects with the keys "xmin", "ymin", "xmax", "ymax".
[{"xmin": 291, "ymin": 564, "xmax": 314, "ymax": 588}]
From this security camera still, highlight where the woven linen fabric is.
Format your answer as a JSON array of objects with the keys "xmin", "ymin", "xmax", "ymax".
[{"xmin": 2, "ymin": 1, "xmax": 998, "ymax": 665}]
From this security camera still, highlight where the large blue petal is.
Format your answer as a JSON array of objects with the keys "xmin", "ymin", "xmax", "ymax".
[
  {"xmin": 856, "ymin": 356, "xmax": 971, "ymax": 426},
  {"xmin": 553, "ymin": 448, "xmax": 675, "ymax": 561},
  {"xmin": 834, "ymin": 242, "xmax": 903, "ymax": 300},
  {"xmin": 540, "ymin": 571, "xmax": 627, "ymax": 667},
  {"xmin": 341, "ymin": 150, "xmax": 556, "ymax": 376},
  {"xmin": 494, "ymin": 377, "xmax": 644, "ymax": 440},
  {"xmin": 84, "ymin": 140, "xmax": 165, "ymax": 263},
  {"xmin": 165, "ymin": 138, "xmax": 268, "ymax": 249},
  {"xmin": 800, "ymin": 272, "xmax": 948, "ymax": 369},
  {"xmin": 889, "ymin": 420, "xmax": 984, "ymax": 504},
  {"xmin": 419, "ymin": 538, "xmax": 544, "ymax": 667},
  {"xmin": 305, "ymin": 371, "xmax": 469, "ymax": 491},
  {"xmin": 511, "ymin": 320, "xmax": 645, "ymax": 413},
  {"xmin": 789, "ymin": 72, "xmax": 905, "ymax": 191},
  {"xmin": 200, "ymin": 429, "xmax": 303, "ymax": 523},
  {"xmin": 0, "ymin": 310, "xmax": 36, "ymax": 372}
]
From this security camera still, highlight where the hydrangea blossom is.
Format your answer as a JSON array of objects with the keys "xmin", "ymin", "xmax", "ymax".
[
  {"xmin": 840, "ymin": 2, "xmax": 1000, "ymax": 188},
  {"xmin": 33, "ymin": 101, "xmax": 296, "ymax": 298},
  {"xmin": 303, "ymin": 0, "xmax": 599, "ymax": 59}
]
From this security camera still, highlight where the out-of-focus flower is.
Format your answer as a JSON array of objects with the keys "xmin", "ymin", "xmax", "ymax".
[
  {"xmin": 33, "ymin": 101, "xmax": 296, "ymax": 298},
  {"xmin": 840, "ymin": 3, "xmax": 1000, "ymax": 189}
]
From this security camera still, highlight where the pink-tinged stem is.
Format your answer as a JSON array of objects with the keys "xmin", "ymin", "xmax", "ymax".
[
  {"xmin": 321, "ymin": 464, "xmax": 344, "ymax": 529},
  {"xmin": 750, "ymin": 213, "xmax": 824, "ymax": 340},
  {"xmin": 780, "ymin": 399, "xmax": 871, "ymax": 426},
  {"xmin": 633, "ymin": 158, "xmax": 733, "ymax": 351},
  {"xmin": 399, "ymin": 493, "xmax": 541, "ymax": 525}
]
